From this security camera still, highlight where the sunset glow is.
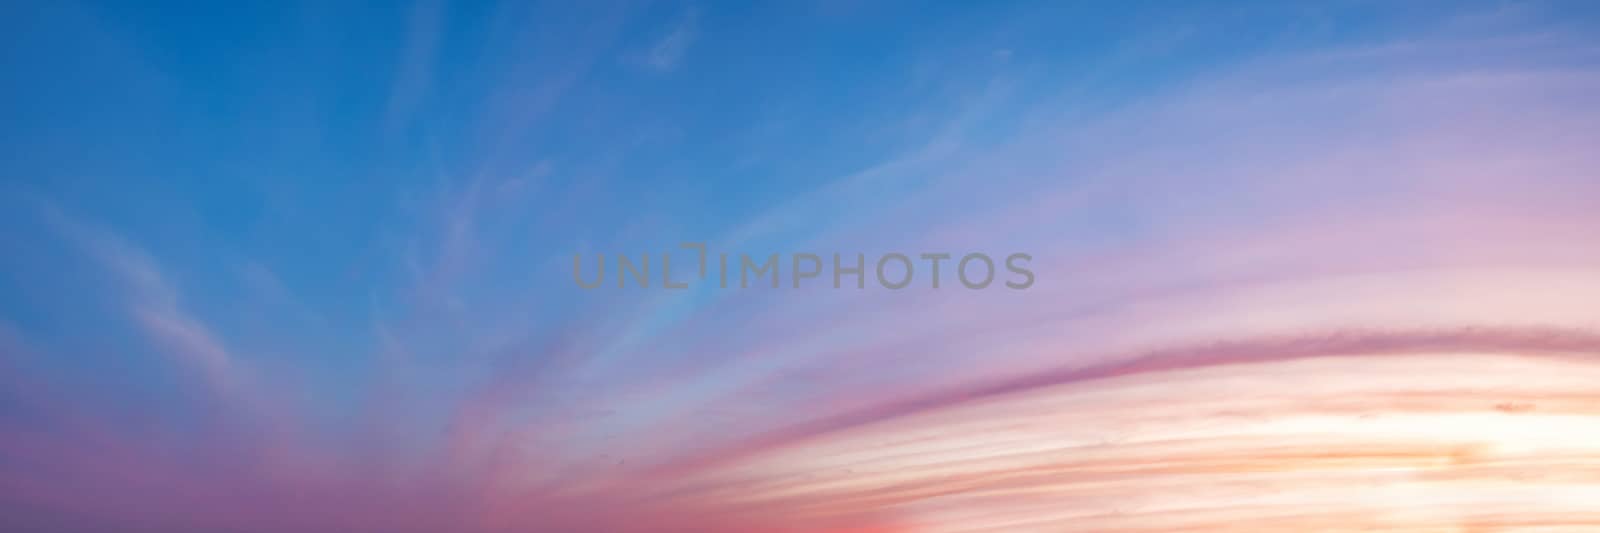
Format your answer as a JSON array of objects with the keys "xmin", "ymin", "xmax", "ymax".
[{"xmin": 2, "ymin": 1, "xmax": 1598, "ymax": 531}]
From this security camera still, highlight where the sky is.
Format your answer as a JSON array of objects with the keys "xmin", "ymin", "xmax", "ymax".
[{"xmin": 1, "ymin": 0, "xmax": 1599, "ymax": 531}]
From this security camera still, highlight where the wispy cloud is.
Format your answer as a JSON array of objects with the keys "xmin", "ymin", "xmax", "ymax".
[
  {"xmin": 643, "ymin": 10, "xmax": 697, "ymax": 71},
  {"xmin": 5, "ymin": 2, "xmax": 1600, "ymax": 531},
  {"xmin": 37, "ymin": 204, "xmax": 236, "ymax": 390},
  {"xmin": 383, "ymin": 0, "xmax": 446, "ymax": 138}
]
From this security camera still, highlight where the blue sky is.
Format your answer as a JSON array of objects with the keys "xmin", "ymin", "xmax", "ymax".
[{"xmin": 2, "ymin": 1, "xmax": 1600, "ymax": 531}]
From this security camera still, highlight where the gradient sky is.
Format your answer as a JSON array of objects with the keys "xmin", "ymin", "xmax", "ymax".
[{"xmin": 2, "ymin": 1, "xmax": 1600, "ymax": 531}]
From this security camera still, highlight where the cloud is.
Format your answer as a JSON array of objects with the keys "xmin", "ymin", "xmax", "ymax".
[
  {"xmin": 383, "ymin": 0, "xmax": 446, "ymax": 138},
  {"xmin": 643, "ymin": 11, "xmax": 697, "ymax": 71},
  {"xmin": 6, "ymin": 2, "xmax": 1600, "ymax": 531},
  {"xmin": 662, "ymin": 344, "xmax": 1600, "ymax": 531},
  {"xmin": 36, "ymin": 204, "xmax": 234, "ymax": 388}
]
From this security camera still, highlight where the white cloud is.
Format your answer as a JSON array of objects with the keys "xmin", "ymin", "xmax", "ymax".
[{"xmin": 643, "ymin": 12, "xmax": 697, "ymax": 71}]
